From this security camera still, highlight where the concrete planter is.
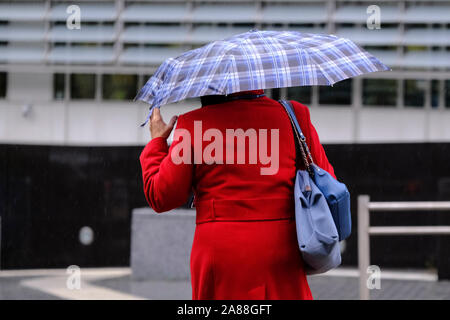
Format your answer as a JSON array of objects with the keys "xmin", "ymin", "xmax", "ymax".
[{"xmin": 130, "ymin": 207, "xmax": 196, "ymax": 281}]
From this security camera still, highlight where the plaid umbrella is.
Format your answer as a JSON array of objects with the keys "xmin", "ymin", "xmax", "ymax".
[{"xmin": 135, "ymin": 29, "xmax": 390, "ymax": 125}]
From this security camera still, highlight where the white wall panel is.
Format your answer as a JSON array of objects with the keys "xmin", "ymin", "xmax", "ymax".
[
  {"xmin": 309, "ymin": 107, "xmax": 355, "ymax": 144},
  {"xmin": 0, "ymin": 101, "xmax": 199, "ymax": 146},
  {"xmin": 2, "ymin": 101, "xmax": 450, "ymax": 146},
  {"xmin": 357, "ymin": 108, "xmax": 427, "ymax": 143},
  {"xmin": 7, "ymin": 73, "xmax": 52, "ymax": 102},
  {"xmin": 428, "ymin": 111, "xmax": 450, "ymax": 142},
  {"xmin": 0, "ymin": 102, "xmax": 65, "ymax": 144}
]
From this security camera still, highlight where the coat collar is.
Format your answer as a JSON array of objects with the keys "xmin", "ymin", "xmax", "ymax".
[{"xmin": 228, "ymin": 89, "xmax": 265, "ymax": 97}]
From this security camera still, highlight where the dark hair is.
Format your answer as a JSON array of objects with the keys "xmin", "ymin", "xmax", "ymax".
[{"xmin": 200, "ymin": 95, "xmax": 228, "ymax": 107}]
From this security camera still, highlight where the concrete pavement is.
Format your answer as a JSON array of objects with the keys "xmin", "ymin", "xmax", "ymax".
[{"xmin": 1, "ymin": 267, "xmax": 449, "ymax": 300}]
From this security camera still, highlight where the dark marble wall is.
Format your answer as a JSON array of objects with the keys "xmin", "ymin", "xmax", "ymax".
[
  {"xmin": 0, "ymin": 145, "xmax": 146, "ymax": 269},
  {"xmin": 324, "ymin": 143, "xmax": 450, "ymax": 277},
  {"xmin": 1, "ymin": 143, "xmax": 449, "ymax": 274}
]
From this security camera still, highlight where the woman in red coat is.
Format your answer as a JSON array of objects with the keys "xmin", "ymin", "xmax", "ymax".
[{"xmin": 140, "ymin": 89, "xmax": 336, "ymax": 300}]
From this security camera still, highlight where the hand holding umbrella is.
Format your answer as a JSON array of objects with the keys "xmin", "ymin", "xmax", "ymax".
[{"xmin": 149, "ymin": 108, "xmax": 178, "ymax": 140}]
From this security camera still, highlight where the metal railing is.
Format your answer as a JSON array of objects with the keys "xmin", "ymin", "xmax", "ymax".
[{"xmin": 357, "ymin": 195, "xmax": 450, "ymax": 300}]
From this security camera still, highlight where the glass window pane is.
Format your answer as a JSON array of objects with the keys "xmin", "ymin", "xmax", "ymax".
[
  {"xmin": 287, "ymin": 86, "xmax": 311, "ymax": 104},
  {"xmin": 270, "ymin": 88, "xmax": 281, "ymax": 101},
  {"xmin": 53, "ymin": 73, "xmax": 65, "ymax": 100},
  {"xmin": 0, "ymin": 72, "xmax": 7, "ymax": 98},
  {"xmin": 102, "ymin": 74, "xmax": 138, "ymax": 100},
  {"xmin": 362, "ymin": 79, "xmax": 397, "ymax": 107},
  {"xmin": 446, "ymin": 80, "xmax": 450, "ymax": 109},
  {"xmin": 404, "ymin": 79, "xmax": 425, "ymax": 108},
  {"xmin": 70, "ymin": 74, "xmax": 96, "ymax": 100},
  {"xmin": 143, "ymin": 74, "xmax": 153, "ymax": 84},
  {"xmin": 431, "ymin": 80, "xmax": 439, "ymax": 108},
  {"xmin": 319, "ymin": 79, "xmax": 352, "ymax": 105}
]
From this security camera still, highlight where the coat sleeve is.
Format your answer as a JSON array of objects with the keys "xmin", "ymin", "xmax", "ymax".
[
  {"xmin": 291, "ymin": 101, "xmax": 337, "ymax": 179},
  {"xmin": 139, "ymin": 114, "xmax": 193, "ymax": 213}
]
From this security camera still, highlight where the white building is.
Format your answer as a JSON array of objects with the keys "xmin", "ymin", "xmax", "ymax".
[{"xmin": 0, "ymin": 0, "xmax": 449, "ymax": 146}]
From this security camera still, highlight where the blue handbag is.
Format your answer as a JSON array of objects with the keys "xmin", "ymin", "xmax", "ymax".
[
  {"xmin": 294, "ymin": 170, "xmax": 341, "ymax": 274},
  {"xmin": 280, "ymin": 100, "xmax": 352, "ymax": 241},
  {"xmin": 280, "ymin": 100, "xmax": 348, "ymax": 274},
  {"xmin": 311, "ymin": 165, "xmax": 352, "ymax": 241}
]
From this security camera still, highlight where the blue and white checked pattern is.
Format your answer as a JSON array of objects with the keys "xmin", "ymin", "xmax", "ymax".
[{"xmin": 135, "ymin": 29, "xmax": 390, "ymax": 125}]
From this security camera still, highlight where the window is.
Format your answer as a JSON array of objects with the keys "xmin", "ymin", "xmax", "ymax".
[
  {"xmin": 269, "ymin": 88, "xmax": 281, "ymax": 101},
  {"xmin": 404, "ymin": 46, "xmax": 427, "ymax": 53},
  {"xmin": 319, "ymin": 79, "xmax": 352, "ymax": 105},
  {"xmin": 142, "ymin": 74, "xmax": 153, "ymax": 86},
  {"xmin": 0, "ymin": 72, "xmax": 6, "ymax": 98},
  {"xmin": 446, "ymin": 80, "xmax": 450, "ymax": 108},
  {"xmin": 288, "ymin": 23, "xmax": 316, "ymax": 28},
  {"xmin": 232, "ymin": 23, "xmax": 256, "ymax": 29},
  {"xmin": 102, "ymin": 74, "xmax": 138, "ymax": 100},
  {"xmin": 70, "ymin": 74, "xmax": 96, "ymax": 99},
  {"xmin": 404, "ymin": 79, "xmax": 425, "ymax": 107},
  {"xmin": 363, "ymin": 79, "xmax": 397, "ymax": 107},
  {"xmin": 287, "ymin": 86, "xmax": 311, "ymax": 104},
  {"xmin": 431, "ymin": 80, "xmax": 439, "ymax": 108},
  {"xmin": 363, "ymin": 45, "xmax": 397, "ymax": 52},
  {"xmin": 53, "ymin": 73, "xmax": 65, "ymax": 100}
]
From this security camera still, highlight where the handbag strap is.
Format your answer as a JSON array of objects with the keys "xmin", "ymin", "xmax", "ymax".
[{"xmin": 278, "ymin": 100, "xmax": 315, "ymax": 176}]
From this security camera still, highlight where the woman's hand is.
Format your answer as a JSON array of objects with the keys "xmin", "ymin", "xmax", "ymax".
[{"xmin": 149, "ymin": 108, "xmax": 178, "ymax": 140}]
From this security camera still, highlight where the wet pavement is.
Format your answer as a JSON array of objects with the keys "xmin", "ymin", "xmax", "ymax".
[{"xmin": 1, "ymin": 267, "xmax": 449, "ymax": 300}]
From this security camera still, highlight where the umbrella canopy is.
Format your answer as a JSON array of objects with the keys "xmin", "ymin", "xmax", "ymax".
[{"xmin": 135, "ymin": 29, "xmax": 390, "ymax": 125}]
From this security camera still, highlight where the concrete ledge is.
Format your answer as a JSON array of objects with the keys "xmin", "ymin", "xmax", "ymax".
[{"xmin": 130, "ymin": 207, "xmax": 196, "ymax": 281}]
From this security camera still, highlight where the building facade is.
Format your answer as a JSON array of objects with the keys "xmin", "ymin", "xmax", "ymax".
[{"xmin": 0, "ymin": 0, "xmax": 449, "ymax": 145}]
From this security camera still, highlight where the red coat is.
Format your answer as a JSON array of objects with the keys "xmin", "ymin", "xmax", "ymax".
[{"xmin": 140, "ymin": 90, "xmax": 336, "ymax": 300}]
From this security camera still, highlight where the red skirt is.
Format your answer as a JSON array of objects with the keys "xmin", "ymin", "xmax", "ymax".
[{"xmin": 190, "ymin": 216, "xmax": 313, "ymax": 300}]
